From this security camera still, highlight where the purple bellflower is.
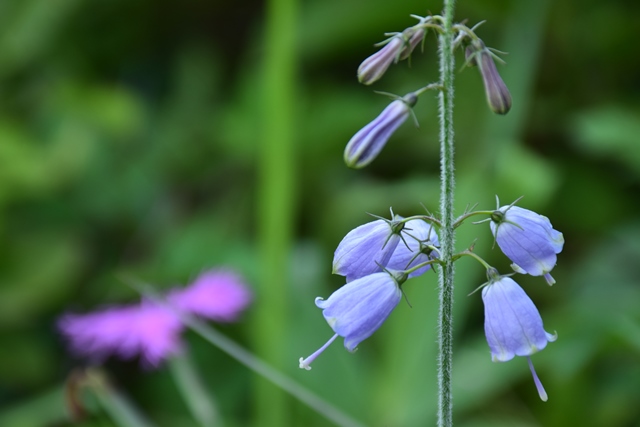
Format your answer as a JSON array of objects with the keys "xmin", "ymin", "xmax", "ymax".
[
  {"xmin": 482, "ymin": 272, "xmax": 557, "ymax": 401},
  {"xmin": 490, "ymin": 204, "xmax": 564, "ymax": 285},
  {"xmin": 299, "ymin": 270, "xmax": 405, "ymax": 370},
  {"xmin": 344, "ymin": 92, "xmax": 417, "ymax": 169},
  {"xmin": 386, "ymin": 219, "xmax": 440, "ymax": 278},
  {"xmin": 168, "ymin": 269, "xmax": 252, "ymax": 322},
  {"xmin": 465, "ymin": 39, "xmax": 511, "ymax": 115},
  {"xmin": 333, "ymin": 213, "xmax": 405, "ymax": 282},
  {"xmin": 58, "ymin": 300, "xmax": 184, "ymax": 367}
]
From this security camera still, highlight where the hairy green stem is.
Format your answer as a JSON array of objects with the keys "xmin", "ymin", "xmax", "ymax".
[{"xmin": 437, "ymin": 0, "xmax": 456, "ymax": 426}]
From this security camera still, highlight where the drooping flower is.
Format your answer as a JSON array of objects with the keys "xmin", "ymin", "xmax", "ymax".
[
  {"xmin": 168, "ymin": 269, "xmax": 252, "ymax": 322},
  {"xmin": 333, "ymin": 214, "xmax": 405, "ymax": 281},
  {"xmin": 299, "ymin": 270, "xmax": 404, "ymax": 370},
  {"xmin": 358, "ymin": 26, "xmax": 424, "ymax": 85},
  {"xmin": 482, "ymin": 272, "xmax": 556, "ymax": 401},
  {"xmin": 465, "ymin": 39, "xmax": 511, "ymax": 115},
  {"xmin": 344, "ymin": 92, "xmax": 417, "ymax": 169},
  {"xmin": 58, "ymin": 300, "xmax": 184, "ymax": 367},
  {"xmin": 490, "ymin": 204, "xmax": 564, "ymax": 285},
  {"xmin": 386, "ymin": 219, "xmax": 440, "ymax": 277}
]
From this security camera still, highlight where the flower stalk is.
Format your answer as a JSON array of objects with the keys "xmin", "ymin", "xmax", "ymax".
[{"xmin": 437, "ymin": 0, "xmax": 457, "ymax": 426}]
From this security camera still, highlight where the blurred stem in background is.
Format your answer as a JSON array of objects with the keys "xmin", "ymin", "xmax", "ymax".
[
  {"xmin": 168, "ymin": 352, "xmax": 220, "ymax": 427},
  {"xmin": 255, "ymin": 0, "xmax": 298, "ymax": 423},
  {"xmin": 84, "ymin": 369, "xmax": 156, "ymax": 427},
  {"xmin": 437, "ymin": 0, "xmax": 457, "ymax": 426}
]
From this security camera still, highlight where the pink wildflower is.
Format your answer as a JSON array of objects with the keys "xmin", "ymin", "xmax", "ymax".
[
  {"xmin": 58, "ymin": 300, "xmax": 183, "ymax": 367},
  {"xmin": 168, "ymin": 270, "xmax": 252, "ymax": 322},
  {"xmin": 58, "ymin": 268, "xmax": 252, "ymax": 367}
]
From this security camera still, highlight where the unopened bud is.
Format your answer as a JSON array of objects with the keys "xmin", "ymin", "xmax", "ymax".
[
  {"xmin": 344, "ymin": 93, "xmax": 418, "ymax": 169},
  {"xmin": 357, "ymin": 36, "xmax": 404, "ymax": 85},
  {"xmin": 399, "ymin": 27, "xmax": 425, "ymax": 60},
  {"xmin": 467, "ymin": 40, "xmax": 511, "ymax": 115},
  {"xmin": 464, "ymin": 46, "xmax": 477, "ymax": 67}
]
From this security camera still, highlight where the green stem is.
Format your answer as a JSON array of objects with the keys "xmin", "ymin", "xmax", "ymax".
[
  {"xmin": 255, "ymin": 0, "xmax": 298, "ymax": 423},
  {"xmin": 169, "ymin": 352, "xmax": 220, "ymax": 427},
  {"xmin": 181, "ymin": 314, "xmax": 366, "ymax": 427},
  {"xmin": 86, "ymin": 369, "xmax": 156, "ymax": 427},
  {"xmin": 453, "ymin": 210, "xmax": 494, "ymax": 228},
  {"xmin": 452, "ymin": 250, "xmax": 492, "ymax": 270},
  {"xmin": 437, "ymin": 0, "xmax": 456, "ymax": 426}
]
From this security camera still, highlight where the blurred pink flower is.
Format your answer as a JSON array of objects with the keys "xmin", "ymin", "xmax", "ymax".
[
  {"xmin": 169, "ymin": 270, "xmax": 252, "ymax": 322},
  {"xmin": 58, "ymin": 269, "xmax": 252, "ymax": 367},
  {"xmin": 58, "ymin": 300, "xmax": 184, "ymax": 367}
]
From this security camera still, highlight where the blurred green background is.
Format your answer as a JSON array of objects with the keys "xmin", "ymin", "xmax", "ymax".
[{"xmin": 1, "ymin": 0, "xmax": 639, "ymax": 426}]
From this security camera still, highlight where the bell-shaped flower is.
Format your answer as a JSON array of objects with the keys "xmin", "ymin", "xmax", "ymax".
[
  {"xmin": 490, "ymin": 205, "xmax": 564, "ymax": 285},
  {"xmin": 333, "ymin": 214, "xmax": 405, "ymax": 282},
  {"xmin": 386, "ymin": 219, "xmax": 439, "ymax": 277},
  {"xmin": 344, "ymin": 92, "xmax": 417, "ymax": 169},
  {"xmin": 299, "ymin": 270, "xmax": 404, "ymax": 370},
  {"xmin": 482, "ymin": 273, "xmax": 557, "ymax": 401},
  {"xmin": 465, "ymin": 39, "xmax": 511, "ymax": 115}
]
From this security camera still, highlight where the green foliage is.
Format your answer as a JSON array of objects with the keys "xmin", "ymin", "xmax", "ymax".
[{"xmin": 0, "ymin": 0, "xmax": 639, "ymax": 426}]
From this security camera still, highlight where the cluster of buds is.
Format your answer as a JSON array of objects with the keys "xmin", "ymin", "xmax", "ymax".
[
  {"xmin": 344, "ymin": 15, "xmax": 512, "ymax": 169},
  {"xmin": 300, "ymin": 200, "xmax": 564, "ymax": 401}
]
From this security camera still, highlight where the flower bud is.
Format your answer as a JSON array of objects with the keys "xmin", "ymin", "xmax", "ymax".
[
  {"xmin": 398, "ymin": 27, "xmax": 425, "ymax": 60},
  {"xmin": 357, "ymin": 36, "xmax": 404, "ymax": 85},
  {"xmin": 467, "ymin": 40, "xmax": 511, "ymax": 115},
  {"xmin": 490, "ymin": 205, "xmax": 564, "ymax": 285},
  {"xmin": 464, "ymin": 46, "xmax": 477, "ymax": 67},
  {"xmin": 357, "ymin": 25, "xmax": 423, "ymax": 85},
  {"xmin": 344, "ymin": 92, "xmax": 417, "ymax": 169}
]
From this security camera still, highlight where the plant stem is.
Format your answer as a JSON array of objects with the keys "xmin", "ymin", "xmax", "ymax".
[
  {"xmin": 255, "ymin": 0, "xmax": 298, "ymax": 423},
  {"xmin": 169, "ymin": 352, "xmax": 220, "ymax": 427},
  {"xmin": 437, "ymin": 0, "xmax": 456, "ymax": 426}
]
